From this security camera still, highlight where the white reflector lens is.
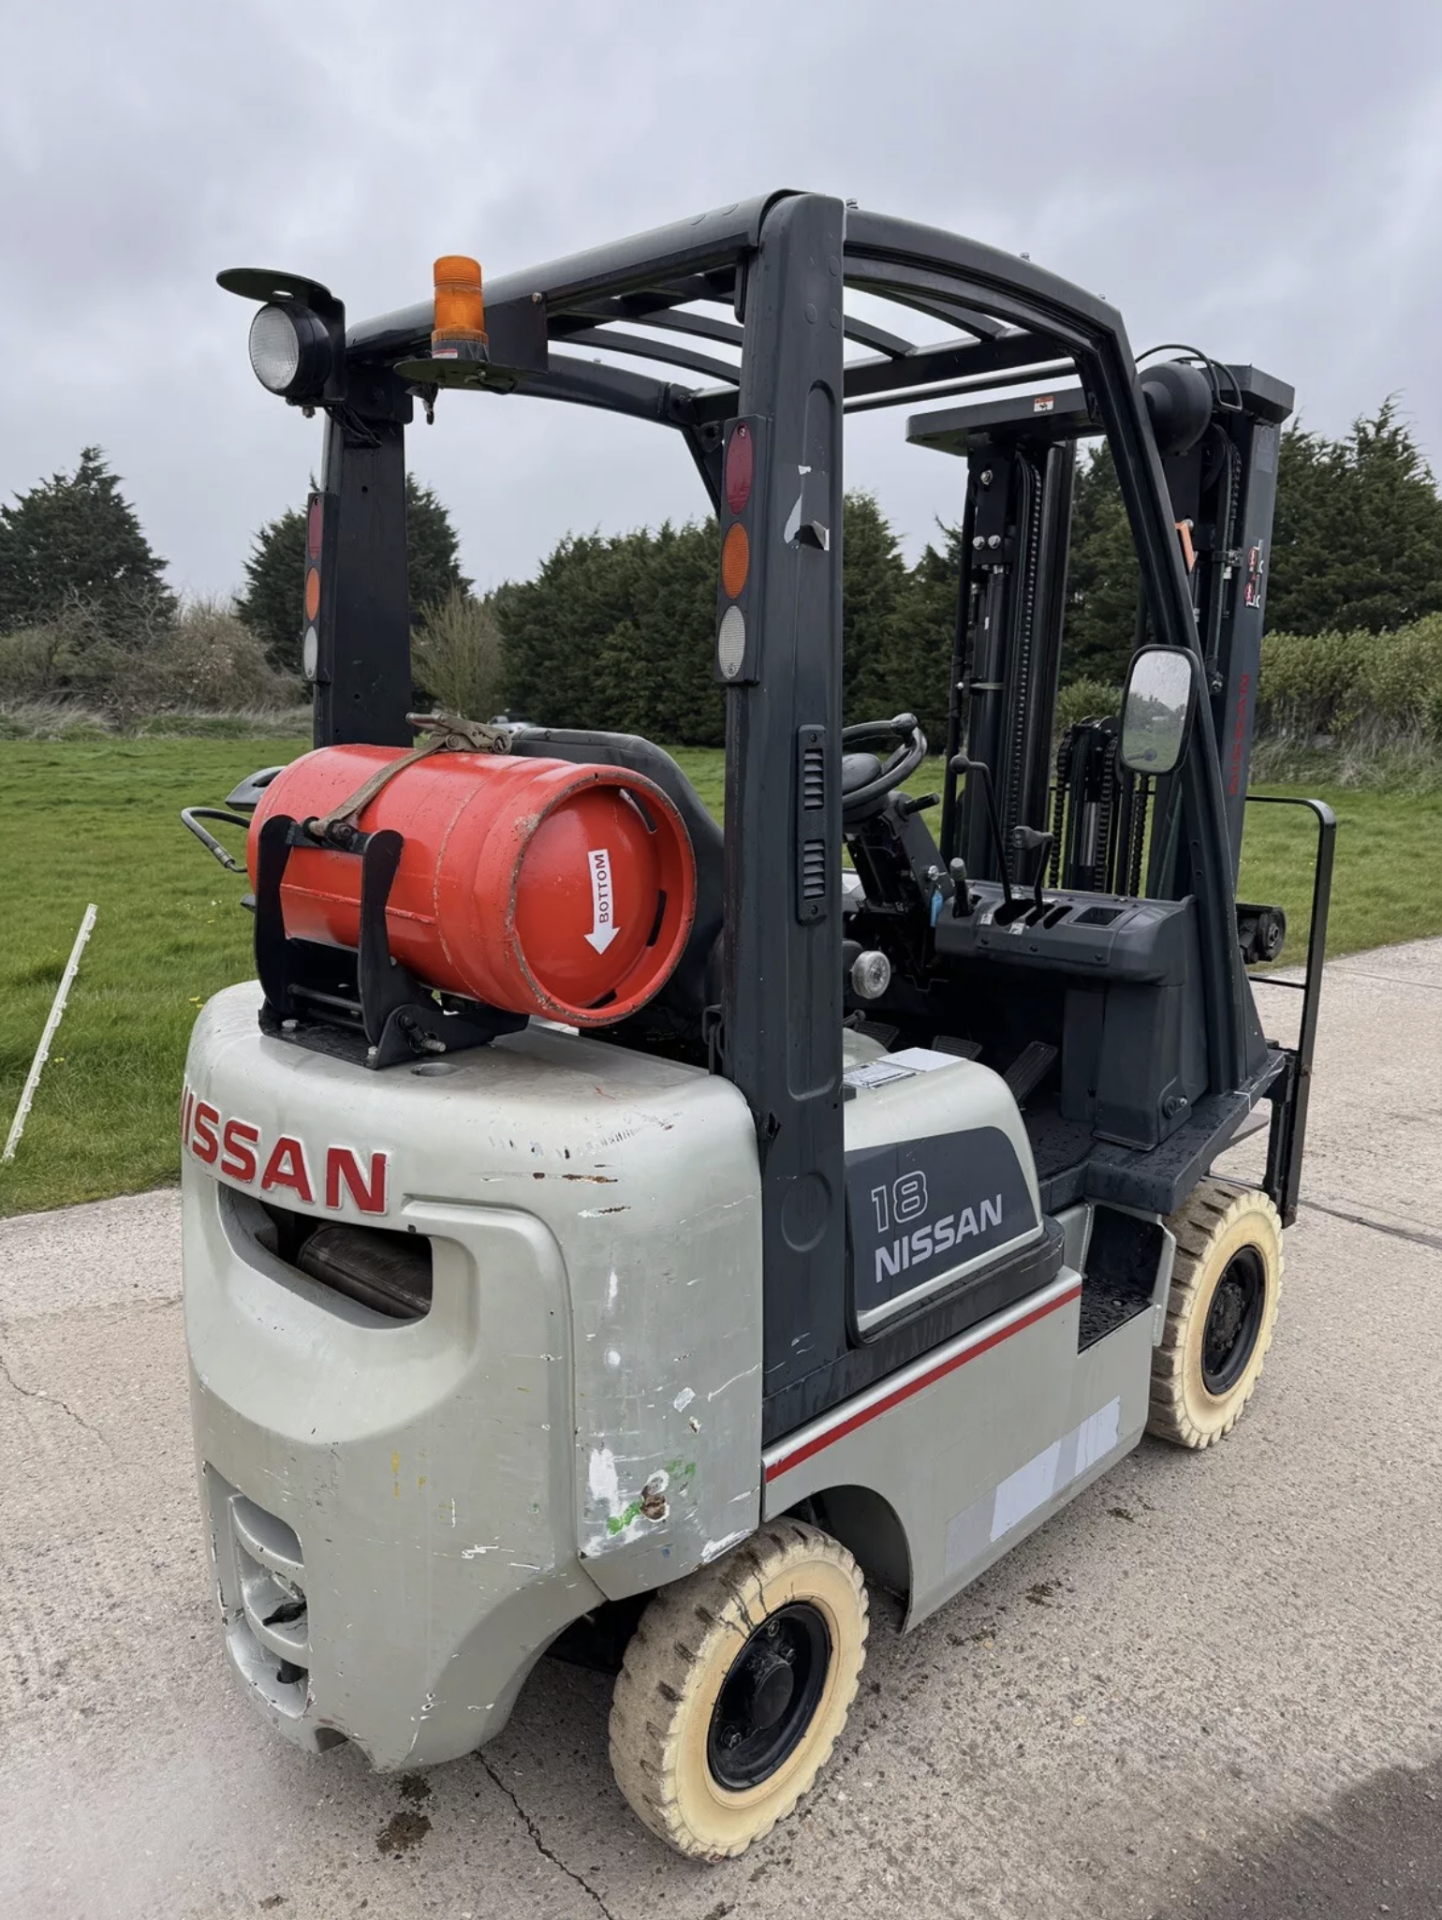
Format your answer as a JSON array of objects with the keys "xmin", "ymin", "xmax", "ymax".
[
  {"xmin": 248, "ymin": 305, "xmax": 302, "ymax": 393},
  {"xmin": 302, "ymin": 625, "xmax": 319, "ymax": 680},
  {"xmin": 717, "ymin": 604, "xmax": 746, "ymax": 680}
]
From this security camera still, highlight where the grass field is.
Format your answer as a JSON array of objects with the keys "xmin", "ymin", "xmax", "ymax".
[{"xmin": 3, "ymin": 736, "xmax": 1439, "ymax": 1220}]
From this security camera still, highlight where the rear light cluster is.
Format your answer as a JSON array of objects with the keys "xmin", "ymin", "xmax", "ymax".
[
  {"xmin": 302, "ymin": 493, "xmax": 325, "ymax": 682},
  {"xmin": 715, "ymin": 419, "xmax": 759, "ymax": 683}
]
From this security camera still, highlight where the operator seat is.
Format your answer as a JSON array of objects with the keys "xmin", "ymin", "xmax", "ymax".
[{"xmin": 507, "ymin": 728, "xmax": 723, "ymax": 1027}]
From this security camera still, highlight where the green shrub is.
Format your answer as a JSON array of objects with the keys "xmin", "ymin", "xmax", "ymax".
[
  {"xmin": 1055, "ymin": 676, "xmax": 1121, "ymax": 734},
  {"xmin": 412, "ymin": 589, "xmax": 505, "ymax": 719},
  {"xmin": 119, "ymin": 599, "xmax": 299, "ymax": 716},
  {"xmin": 1356, "ymin": 613, "xmax": 1442, "ymax": 733},
  {"xmin": 0, "ymin": 596, "xmax": 299, "ymax": 722},
  {"xmin": 1258, "ymin": 617, "xmax": 1442, "ymax": 741},
  {"xmin": 0, "ymin": 624, "xmax": 65, "ymax": 701},
  {"xmin": 1258, "ymin": 628, "xmax": 1371, "ymax": 735}
]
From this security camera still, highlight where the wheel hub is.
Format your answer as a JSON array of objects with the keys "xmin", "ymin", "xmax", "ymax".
[
  {"xmin": 737, "ymin": 1643, "xmax": 796, "ymax": 1730},
  {"xmin": 706, "ymin": 1603, "xmax": 831, "ymax": 1790},
  {"xmin": 1201, "ymin": 1247, "xmax": 1266, "ymax": 1395}
]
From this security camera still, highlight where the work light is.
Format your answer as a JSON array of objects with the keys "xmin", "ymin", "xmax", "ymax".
[{"xmin": 247, "ymin": 303, "xmax": 331, "ymax": 400}]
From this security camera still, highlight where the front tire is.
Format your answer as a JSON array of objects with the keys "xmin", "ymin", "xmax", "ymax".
[
  {"xmin": 1149, "ymin": 1179, "xmax": 1284, "ymax": 1449},
  {"xmin": 608, "ymin": 1520, "xmax": 868, "ymax": 1860}
]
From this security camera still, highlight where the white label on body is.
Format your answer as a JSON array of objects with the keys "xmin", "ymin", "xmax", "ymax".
[{"xmin": 585, "ymin": 847, "xmax": 619, "ymax": 953}]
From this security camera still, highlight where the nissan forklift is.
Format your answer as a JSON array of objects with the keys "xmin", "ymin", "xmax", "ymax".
[{"xmin": 180, "ymin": 192, "xmax": 1333, "ymax": 1860}]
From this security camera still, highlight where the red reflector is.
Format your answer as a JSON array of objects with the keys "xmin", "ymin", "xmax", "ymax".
[
  {"xmin": 307, "ymin": 496, "xmax": 323, "ymax": 560},
  {"xmin": 724, "ymin": 423, "xmax": 754, "ymax": 515}
]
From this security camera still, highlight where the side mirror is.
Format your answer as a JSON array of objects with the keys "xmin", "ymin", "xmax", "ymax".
[{"xmin": 1119, "ymin": 645, "xmax": 1197, "ymax": 776}]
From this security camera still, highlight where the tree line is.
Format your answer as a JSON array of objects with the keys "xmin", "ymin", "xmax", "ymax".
[{"xmin": 3, "ymin": 403, "xmax": 1441, "ymax": 739}]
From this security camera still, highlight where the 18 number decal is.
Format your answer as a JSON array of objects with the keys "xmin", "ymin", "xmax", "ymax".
[{"xmin": 870, "ymin": 1171, "xmax": 929, "ymax": 1233}]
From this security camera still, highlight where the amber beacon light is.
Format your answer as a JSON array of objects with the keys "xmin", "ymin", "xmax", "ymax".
[{"xmin": 431, "ymin": 255, "xmax": 488, "ymax": 360}]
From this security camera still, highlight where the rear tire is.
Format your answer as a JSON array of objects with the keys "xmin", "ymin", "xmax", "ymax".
[
  {"xmin": 608, "ymin": 1520, "xmax": 868, "ymax": 1860},
  {"xmin": 1149, "ymin": 1179, "xmax": 1284, "ymax": 1449}
]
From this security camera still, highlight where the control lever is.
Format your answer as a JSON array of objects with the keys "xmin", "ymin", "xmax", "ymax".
[
  {"xmin": 948, "ymin": 857, "xmax": 973, "ymax": 918},
  {"xmin": 1011, "ymin": 826, "xmax": 1054, "ymax": 921},
  {"xmin": 949, "ymin": 756, "xmax": 1014, "ymax": 908}
]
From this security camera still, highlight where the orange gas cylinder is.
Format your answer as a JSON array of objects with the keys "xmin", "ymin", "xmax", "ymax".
[{"xmin": 248, "ymin": 744, "xmax": 697, "ymax": 1027}]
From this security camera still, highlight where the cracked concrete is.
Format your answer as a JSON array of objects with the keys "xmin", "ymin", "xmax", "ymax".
[
  {"xmin": 1, "ymin": 938, "xmax": 1439, "ymax": 1919},
  {"xmin": 479, "ymin": 1752, "xmax": 619, "ymax": 1920},
  {"xmin": 0, "ymin": 1344, "xmax": 116, "ymax": 1457}
]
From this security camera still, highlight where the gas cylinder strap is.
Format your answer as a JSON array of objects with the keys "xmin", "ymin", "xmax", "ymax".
[{"xmin": 310, "ymin": 711, "xmax": 513, "ymax": 838}]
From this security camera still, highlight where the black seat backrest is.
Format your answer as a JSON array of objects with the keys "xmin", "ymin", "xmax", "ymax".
[{"xmin": 507, "ymin": 728, "xmax": 723, "ymax": 1028}]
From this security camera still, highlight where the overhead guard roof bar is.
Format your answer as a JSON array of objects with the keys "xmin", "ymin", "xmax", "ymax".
[
  {"xmin": 509, "ymin": 356, "xmax": 685, "ymax": 424},
  {"xmin": 556, "ymin": 301, "xmax": 747, "ymax": 348},
  {"xmin": 847, "ymin": 360, "xmax": 1076, "ymax": 417},
  {"xmin": 559, "ymin": 327, "xmax": 743, "ymax": 387},
  {"xmin": 555, "ymin": 297, "xmax": 918, "ymax": 365}
]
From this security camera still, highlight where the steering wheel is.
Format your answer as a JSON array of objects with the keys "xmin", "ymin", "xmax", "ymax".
[{"xmin": 840, "ymin": 712, "xmax": 928, "ymax": 818}]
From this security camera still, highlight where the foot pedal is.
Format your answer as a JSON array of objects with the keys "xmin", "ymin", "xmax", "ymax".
[
  {"xmin": 1003, "ymin": 1040, "xmax": 1058, "ymax": 1106},
  {"xmin": 855, "ymin": 1019, "xmax": 899, "ymax": 1048},
  {"xmin": 933, "ymin": 1034, "xmax": 983, "ymax": 1060}
]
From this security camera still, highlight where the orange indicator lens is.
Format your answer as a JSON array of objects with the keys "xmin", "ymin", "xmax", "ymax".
[
  {"xmin": 721, "ymin": 523, "xmax": 749, "ymax": 599},
  {"xmin": 304, "ymin": 567, "xmax": 321, "ymax": 622}
]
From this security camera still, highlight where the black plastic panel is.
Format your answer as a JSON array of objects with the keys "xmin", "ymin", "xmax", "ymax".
[
  {"xmin": 845, "ymin": 1125, "xmax": 1036, "ymax": 1329},
  {"xmin": 761, "ymin": 1217, "xmax": 1065, "ymax": 1446}
]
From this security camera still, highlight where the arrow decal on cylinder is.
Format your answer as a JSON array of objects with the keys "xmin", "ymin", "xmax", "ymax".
[{"xmin": 585, "ymin": 847, "xmax": 619, "ymax": 953}]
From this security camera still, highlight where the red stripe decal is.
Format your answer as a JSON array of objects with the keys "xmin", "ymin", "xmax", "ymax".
[{"xmin": 765, "ymin": 1283, "xmax": 1082, "ymax": 1483}]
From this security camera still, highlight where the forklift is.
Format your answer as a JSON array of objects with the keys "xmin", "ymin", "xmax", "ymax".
[{"xmin": 180, "ymin": 192, "xmax": 1334, "ymax": 1860}]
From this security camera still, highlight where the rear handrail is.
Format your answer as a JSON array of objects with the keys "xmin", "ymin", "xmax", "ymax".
[{"xmin": 1243, "ymin": 794, "xmax": 1337, "ymax": 1224}]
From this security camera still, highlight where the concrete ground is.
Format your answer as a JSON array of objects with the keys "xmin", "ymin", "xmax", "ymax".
[{"xmin": 2, "ymin": 939, "xmax": 1440, "ymax": 1920}]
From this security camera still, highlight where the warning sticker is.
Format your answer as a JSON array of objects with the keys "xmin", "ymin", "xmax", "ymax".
[{"xmin": 843, "ymin": 1046, "xmax": 961, "ymax": 1091}]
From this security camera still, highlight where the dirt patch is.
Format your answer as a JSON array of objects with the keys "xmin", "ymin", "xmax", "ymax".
[
  {"xmin": 397, "ymin": 1772, "xmax": 432, "ymax": 1804},
  {"xmin": 376, "ymin": 1810, "xmax": 432, "ymax": 1855}
]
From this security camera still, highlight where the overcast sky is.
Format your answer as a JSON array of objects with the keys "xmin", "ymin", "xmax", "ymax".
[{"xmin": 3, "ymin": 0, "xmax": 1440, "ymax": 601}]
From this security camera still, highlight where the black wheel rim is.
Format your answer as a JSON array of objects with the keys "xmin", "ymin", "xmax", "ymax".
[
  {"xmin": 706, "ymin": 1602, "xmax": 831, "ymax": 1791},
  {"xmin": 1201, "ymin": 1247, "xmax": 1266, "ymax": 1395}
]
